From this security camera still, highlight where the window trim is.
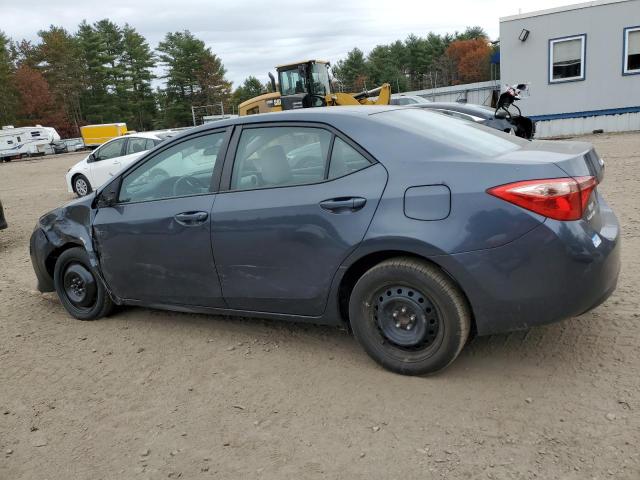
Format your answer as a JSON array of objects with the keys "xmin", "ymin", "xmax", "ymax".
[
  {"xmin": 623, "ymin": 26, "xmax": 640, "ymax": 76},
  {"xmin": 110, "ymin": 127, "xmax": 232, "ymax": 206},
  {"xmin": 219, "ymin": 121, "xmax": 377, "ymax": 194},
  {"xmin": 548, "ymin": 33, "xmax": 587, "ymax": 84}
]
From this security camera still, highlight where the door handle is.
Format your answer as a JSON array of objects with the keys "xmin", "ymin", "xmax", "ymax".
[
  {"xmin": 174, "ymin": 211, "xmax": 208, "ymax": 226},
  {"xmin": 319, "ymin": 197, "xmax": 367, "ymax": 213}
]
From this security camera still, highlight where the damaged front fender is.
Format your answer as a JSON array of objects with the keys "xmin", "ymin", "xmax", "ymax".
[{"xmin": 29, "ymin": 193, "xmax": 110, "ymax": 295}]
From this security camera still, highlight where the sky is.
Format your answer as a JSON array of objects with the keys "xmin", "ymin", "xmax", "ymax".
[{"xmin": 1, "ymin": 0, "xmax": 577, "ymax": 87}]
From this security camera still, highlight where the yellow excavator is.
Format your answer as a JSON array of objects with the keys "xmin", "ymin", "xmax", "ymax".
[{"xmin": 238, "ymin": 60, "xmax": 391, "ymax": 116}]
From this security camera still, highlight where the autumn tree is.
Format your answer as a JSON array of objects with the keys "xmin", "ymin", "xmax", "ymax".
[{"xmin": 445, "ymin": 37, "xmax": 491, "ymax": 84}]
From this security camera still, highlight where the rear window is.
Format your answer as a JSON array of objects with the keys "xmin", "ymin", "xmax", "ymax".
[{"xmin": 378, "ymin": 109, "xmax": 526, "ymax": 157}]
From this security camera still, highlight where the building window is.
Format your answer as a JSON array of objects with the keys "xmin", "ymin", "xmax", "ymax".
[
  {"xmin": 624, "ymin": 26, "xmax": 640, "ymax": 75},
  {"xmin": 549, "ymin": 34, "xmax": 586, "ymax": 83}
]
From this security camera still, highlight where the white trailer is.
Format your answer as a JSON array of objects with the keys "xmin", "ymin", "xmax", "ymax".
[{"xmin": 0, "ymin": 125, "xmax": 61, "ymax": 160}]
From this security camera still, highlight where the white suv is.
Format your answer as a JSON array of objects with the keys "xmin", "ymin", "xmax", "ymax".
[{"xmin": 66, "ymin": 132, "xmax": 176, "ymax": 197}]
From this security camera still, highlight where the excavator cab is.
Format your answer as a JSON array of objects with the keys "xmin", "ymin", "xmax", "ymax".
[
  {"xmin": 275, "ymin": 60, "xmax": 332, "ymax": 110},
  {"xmin": 238, "ymin": 59, "xmax": 391, "ymax": 116}
]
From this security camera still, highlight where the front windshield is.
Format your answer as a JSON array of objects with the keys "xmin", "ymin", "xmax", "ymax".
[
  {"xmin": 279, "ymin": 68, "xmax": 306, "ymax": 96},
  {"xmin": 278, "ymin": 63, "xmax": 331, "ymax": 96}
]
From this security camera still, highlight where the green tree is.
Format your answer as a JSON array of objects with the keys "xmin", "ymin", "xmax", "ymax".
[
  {"xmin": 157, "ymin": 30, "xmax": 231, "ymax": 127},
  {"xmin": 366, "ymin": 44, "xmax": 408, "ymax": 93},
  {"xmin": 35, "ymin": 26, "xmax": 83, "ymax": 133},
  {"xmin": 76, "ymin": 21, "xmax": 110, "ymax": 123},
  {"xmin": 231, "ymin": 75, "xmax": 265, "ymax": 108},
  {"xmin": 455, "ymin": 26, "xmax": 489, "ymax": 41},
  {"xmin": 121, "ymin": 24, "xmax": 156, "ymax": 130},
  {"xmin": 0, "ymin": 31, "xmax": 18, "ymax": 126},
  {"xmin": 332, "ymin": 47, "xmax": 368, "ymax": 91}
]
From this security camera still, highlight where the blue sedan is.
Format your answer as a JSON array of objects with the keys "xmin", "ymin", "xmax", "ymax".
[{"xmin": 30, "ymin": 107, "xmax": 620, "ymax": 375}]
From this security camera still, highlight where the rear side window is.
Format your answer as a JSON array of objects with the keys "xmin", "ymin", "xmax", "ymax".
[
  {"xmin": 328, "ymin": 138, "xmax": 371, "ymax": 179},
  {"xmin": 126, "ymin": 137, "xmax": 150, "ymax": 155}
]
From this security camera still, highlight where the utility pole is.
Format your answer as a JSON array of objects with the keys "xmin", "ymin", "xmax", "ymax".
[{"xmin": 191, "ymin": 105, "xmax": 197, "ymax": 126}]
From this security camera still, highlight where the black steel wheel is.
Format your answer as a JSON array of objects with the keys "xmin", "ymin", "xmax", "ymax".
[
  {"xmin": 53, "ymin": 247, "xmax": 113, "ymax": 320},
  {"xmin": 374, "ymin": 285, "xmax": 442, "ymax": 351},
  {"xmin": 349, "ymin": 257, "xmax": 471, "ymax": 375}
]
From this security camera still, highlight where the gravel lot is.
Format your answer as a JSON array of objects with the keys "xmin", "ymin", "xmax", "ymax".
[{"xmin": 1, "ymin": 133, "xmax": 639, "ymax": 480}]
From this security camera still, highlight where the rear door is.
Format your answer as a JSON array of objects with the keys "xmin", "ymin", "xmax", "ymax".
[{"xmin": 211, "ymin": 123, "xmax": 388, "ymax": 316}]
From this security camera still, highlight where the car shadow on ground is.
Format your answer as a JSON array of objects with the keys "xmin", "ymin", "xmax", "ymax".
[{"xmin": 90, "ymin": 302, "xmax": 616, "ymax": 378}]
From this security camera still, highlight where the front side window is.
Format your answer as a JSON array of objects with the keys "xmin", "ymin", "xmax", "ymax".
[
  {"xmin": 624, "ymin": 27, "xmax": 640, "ymax": 74},
  {"xmin": 95, "ymin": 138, "xmax": 126, "ymax": 161},
  {"xmin": 119, "ymin": 132, "xmax": 224, "ymax": 203},
  {"xmin": 549, "ymin": 34, "xmax": 586, "ymax": 82},
  {"xmin": 231, "ymin": 127, "xmax": 332, "ymax": 190}
]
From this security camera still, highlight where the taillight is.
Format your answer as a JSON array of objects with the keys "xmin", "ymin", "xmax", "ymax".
[{"xmin": 487, "ymin": 176, "xmax": 597, "ymax": 221}]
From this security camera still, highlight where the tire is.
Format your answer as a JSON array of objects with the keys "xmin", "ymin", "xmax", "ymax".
[
  {"xmin": 53, "ymin": 247, "xmax": 114, "ymax": 320},
  {"xmin": 348, "ymin": 257, "xmax": 471, "ymax": 375},
  {"xmin": 72, "ymin": 174, "xmax": 92, "ymax": 197}
]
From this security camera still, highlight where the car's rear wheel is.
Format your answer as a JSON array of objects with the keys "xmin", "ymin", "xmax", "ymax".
[
  {"xmin": 72, "ymin": 174, "xmax": 92, "ymax": 197},
  {"xmin": 349, "ymin": 257, "xmax": 471, "ymax": 375},
  {"xmin": 53, "ymin": 247, "xmax": 113, "ymax": 320}
]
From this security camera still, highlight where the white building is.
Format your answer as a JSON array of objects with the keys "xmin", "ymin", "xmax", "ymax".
[{"xmin": 500, "ymin": 0, "xmax": 640, "ymax": 137}]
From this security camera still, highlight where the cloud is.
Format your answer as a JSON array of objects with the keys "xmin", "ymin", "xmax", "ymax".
[{"xmin": 2, "ymin": 0, "xmax": 571, "ymax": 86}]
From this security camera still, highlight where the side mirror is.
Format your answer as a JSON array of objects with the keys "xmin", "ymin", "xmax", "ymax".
[{"xmin": 95, "ymin": 177, "xmax": 121, "ymax": 208}]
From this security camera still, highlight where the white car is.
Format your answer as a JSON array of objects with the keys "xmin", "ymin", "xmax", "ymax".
[{"xmin": 66, "ymin": 132, "xmax": 174, "ymax": 197}]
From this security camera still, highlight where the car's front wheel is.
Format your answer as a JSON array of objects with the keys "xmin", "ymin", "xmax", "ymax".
[
  {"xmin": 53, "ymin": 247, "xmax": 113, "ymax": 320},
  {"xmin": 72, "ymin": 174, "xmax": 92, "ymax": 197},
  {"xmin": 349, "ymin": 257, "xmax": 471, "ymax": 375}
]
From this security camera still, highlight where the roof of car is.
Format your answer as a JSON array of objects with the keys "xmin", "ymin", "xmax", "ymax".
[{"xmin": 163, "ymin": 106, "xmax": 445, "ymax": 143}]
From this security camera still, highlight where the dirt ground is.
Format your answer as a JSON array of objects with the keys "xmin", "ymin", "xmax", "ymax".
[{"xmin": 1, "ymin": 133, "xmax": 639, "ymax": 480}]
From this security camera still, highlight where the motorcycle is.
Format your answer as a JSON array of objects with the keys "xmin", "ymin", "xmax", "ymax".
[{"xmin": 495, "ymin": 83, "xmax": 535, "ymax": 139}]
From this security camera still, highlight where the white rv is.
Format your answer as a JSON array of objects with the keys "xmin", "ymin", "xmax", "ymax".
[{"xmin": 0, "ymin": 125, "xmax": 61, "ymax": 160}]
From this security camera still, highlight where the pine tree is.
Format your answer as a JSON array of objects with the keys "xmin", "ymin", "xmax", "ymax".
[
  {"xmin": 157, "ymin": 30, "xmax": 231, "ymax": 127},
  {"xmin": 121, "ymin": 24, "xmax": 156, "ymax": 130},
  {"xmin": 0, "ymin": 31, "xmax": 18, "ymax": 126},
  {"xmin": 35, "ymin": 26, "xmax": 83, "ymax": 133}
]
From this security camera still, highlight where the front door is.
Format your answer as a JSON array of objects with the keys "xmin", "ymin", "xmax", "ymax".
[
  {"xmin": 93, "ymin": 130, "xmax": 229, "ymax": 307},
  {"xmin": 89, "ymin": 137, "xmax": 127, "ymax": 188},
  {"xmin": 212, "ymin": 124, "xmax": 387, "ymax": 316}
]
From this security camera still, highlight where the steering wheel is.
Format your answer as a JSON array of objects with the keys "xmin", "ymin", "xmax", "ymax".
[{"xmin": 172, "ymin": 175, "xmax": 208, "ymax": 196}]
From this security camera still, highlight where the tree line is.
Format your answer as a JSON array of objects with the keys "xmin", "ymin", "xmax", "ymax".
[
  {"xmin": 0, "ymin": 23, "xmax": 496, "ymax": 138},
  {"xmin": 0, "ymin": 21, "xmax": 231, "ymax": 137},
  {"xmin": 332, "ymin": 26, "xmax": 497, "ymax": 93}
]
